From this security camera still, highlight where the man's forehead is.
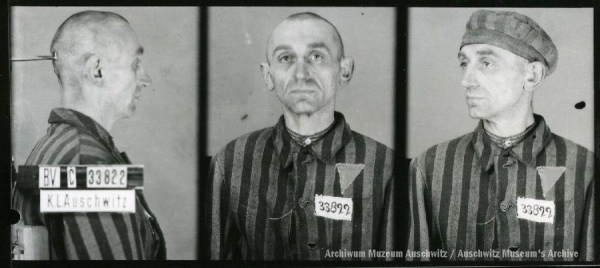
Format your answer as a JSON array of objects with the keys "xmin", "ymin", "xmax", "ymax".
[
  {"xmin": 458, "ymin": 43, "xmax": 531, "ymax": 67},
  {"xmin": 116, "ymin": 26, "xmax": 143, "ymax": 53},
  {"xmin": 94, "ymin": 27, "xmax": 143, "ymax": 62},
  {"xmin": 267, "ymin": 19, "xmax": 339, "ymax": 53},
  {"xmin": 459, "ymin": 44, "xmax": 508, "ymax": 58}
]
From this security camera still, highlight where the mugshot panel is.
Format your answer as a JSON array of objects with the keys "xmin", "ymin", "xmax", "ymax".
[
  {"xmin": 408, "ymin": 8, "xmax": 593, "ymax": 158},
  {"xmin": 407, "ymin": 8, "xmax": 594, "ymax": 261},
  {"xmin": 205, "ymin": 6, "xmax": 397, "ymax": 260},
  {"xmin": 11, "ymin": 7, "xmax": 198, "ymax": 260}
]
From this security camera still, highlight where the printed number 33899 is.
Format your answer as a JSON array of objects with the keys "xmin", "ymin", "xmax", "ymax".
[
  {"xmin": 519, "ymin": 203, "xmax": 553, "ymax": 218},
  {"xmin": 318, "ymin": 201, "xmax": 351, "ymax": 215}
]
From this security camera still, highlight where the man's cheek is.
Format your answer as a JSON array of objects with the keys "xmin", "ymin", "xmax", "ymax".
[{"xmin": 274, "ymin": 73, "xmax": 289, "ymax": 89}]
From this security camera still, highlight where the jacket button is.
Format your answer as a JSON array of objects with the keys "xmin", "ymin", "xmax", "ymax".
[
  {"xmin": 303, "ymin": 138, "xmax": 312, "ymax": 146},
  {"xmin": 500, "ymin": 200, "xmax": 511, "ymax": 212},
  {"xmin": 298, "ymin": 198, "xmax": 310, "ymax": 208}
]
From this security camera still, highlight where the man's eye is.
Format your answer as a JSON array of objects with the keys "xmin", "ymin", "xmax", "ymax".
[
  {"xmin": 459, "ymin": 62, "xmax": 468, "ymax": 69},
  {"xmin": 311, "ymin": 54, "xmax": 323, "ymax": 61},
  {"xmin": 482, "ymin": 61, "xmax": 492, "ymax": 67},
  {"xmin": 279, "ymin": 55, "xmax": 291, "ymax": 62}
]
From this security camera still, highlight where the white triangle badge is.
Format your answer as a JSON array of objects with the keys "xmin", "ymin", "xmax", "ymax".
[
  {"xmin": 536, "ymin": 166, "xmax": 566, "ymax": 198},
  {"xmin": 336, "ymin": 163, "xmax": 364, "ymax": 194}
]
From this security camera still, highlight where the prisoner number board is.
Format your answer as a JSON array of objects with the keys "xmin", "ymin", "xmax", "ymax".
[{"xmin": 38, "ymin": 165, "xmax": 134, "ymax": 213}]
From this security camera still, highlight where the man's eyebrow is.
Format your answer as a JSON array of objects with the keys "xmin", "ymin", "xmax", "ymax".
[
  {"xmin": 457, "ymin": 49, "xmax": 497, "ymax": 59},
  {"xmin": 271, "ymin": 43, "xmax": 333, "ymax": 58},
  {"xmin": 476, "ymin": 49, "xmax": 497, "ymax": 57},
  {"xmin": 272, "ymin": 45, "xmax": 292, "ymax": 57},
  {"xmin": 307, "ymin": 42, "xmax": 331, "ymax": 53}
]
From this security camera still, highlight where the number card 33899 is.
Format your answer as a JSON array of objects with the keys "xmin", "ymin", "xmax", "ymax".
[
  {"xmin": 516, "ymin": 197, "xmax": 555, "ymax": 223},
  {"xmin": 314, "ymin": 194, "xmax": 353, "ymax": 221}
]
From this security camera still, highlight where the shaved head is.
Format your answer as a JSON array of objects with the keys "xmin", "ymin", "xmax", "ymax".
[
  {"xmin": 47, "ymin": 10, "xmax": 151, "ymax": 130},
  {"xmin": 50, "ymin": 11, "xmax": 135, "ymax": 91},
  {"xmin": 266, "ymin": 12, "xmax": 345, "ymax": 63},
  {"xmin": 260, "ymin": 12, "xmax": 355, "ymax": 119}
]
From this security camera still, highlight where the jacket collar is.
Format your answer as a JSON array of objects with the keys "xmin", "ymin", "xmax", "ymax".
[
  {"xmin": 472, "ymin": 114, "xmax": 553, "ymax": 171},
  {"xmin": 272, "ymin": 111, "xmax": 353, "ymax": 169},
  {"xmin": 48, "ymin": 108, "xmax": 118, "ymax": 154}
]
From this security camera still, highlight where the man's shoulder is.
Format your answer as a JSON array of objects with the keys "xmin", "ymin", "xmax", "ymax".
[
  {"xmin": 349, "ymin": 130, "xmax": 394, "ymax": 155},
  {"xmin": 26, "ymin": 122, "xmax": 114, "ymax": 165},
  {"xmin": 413, "ymin": 132, "xmax": 474, "ymax": 165},
  {"xmin": 26, "ymin": 123, "xmax": 80, "ymax": 165},
  {"xmin": 549, "ymin": 132, "xmax": 595, "ymax": 157},
  {"xmin": 213, "ymin": 126, "xmax": 276, "ymax": 159}
]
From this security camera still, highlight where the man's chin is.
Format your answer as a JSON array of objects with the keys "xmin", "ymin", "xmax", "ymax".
[
  {"xmin": 468, "ymin": 108, "xmax": 485, "ymax": 120},
  {"xmin": 286, "ymin": 103, "xmax": 319, "ymax": 116}
]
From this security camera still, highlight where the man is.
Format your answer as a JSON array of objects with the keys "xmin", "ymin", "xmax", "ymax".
[
  {"xmin": 206, "ymin": 12, "xmax": 395, "ymax": 260},
  {"xmin": 407, "ymin": 10, "xmax": 594, "ymax": 261},
  {"xmin": 13, "ymin": 11, "xmax": 165, "ymax": 260}
]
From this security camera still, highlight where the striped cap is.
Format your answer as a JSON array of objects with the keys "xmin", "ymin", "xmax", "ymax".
[{"xmin": 461, "ymin": 10, "xmax": 558, "ymax": 75}]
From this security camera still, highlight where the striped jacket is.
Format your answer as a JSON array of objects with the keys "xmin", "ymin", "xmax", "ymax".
[
  {"xmin": 408, "ymin": 114, "xmax": 594, "ymax": 261},
  {"xmin": 13, "ymin": 108, "xmax": 166, "ymax": 260},
  {"xmin": 206, "ymin": 112, "xmax": 395, "ymax": 260}
]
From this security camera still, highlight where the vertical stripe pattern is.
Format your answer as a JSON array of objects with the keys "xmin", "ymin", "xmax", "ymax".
[
  {"xmin": 408, "ymin": 114, "xmax": 594, "ymax": 261},
  {"xmin": 207, "ymin": 112, "xmax": 396, "ymax": 260},
  {"xmin": 13, "ymin": 108, "xmax": 165, "ymax": 260}
]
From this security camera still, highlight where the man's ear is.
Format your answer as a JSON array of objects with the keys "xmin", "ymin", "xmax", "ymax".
[
  {"xmin": 260, "ymin": 63, "xmax": 274, "ymax": 91},
  {"xmin": 523, "ymin": 61, "xmax": 545, "ymax": 92},
  {"xmin": 85, "ymin": 55, "xmax": 104, "ymax": 87},
  {"xmin": 339, "ymin": 57, "xmax": 354, "ymax": 86}
]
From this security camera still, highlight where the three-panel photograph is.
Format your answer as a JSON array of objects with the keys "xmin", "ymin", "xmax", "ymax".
[{"xmin": 6, "ymin": 2, "xmax": 597, "ymax": 266}]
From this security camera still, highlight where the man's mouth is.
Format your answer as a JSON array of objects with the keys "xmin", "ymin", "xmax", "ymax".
[
  {"xmin": 466, "ymin": 95, "xmax": 484, "ymax": 100},
  {"xmin": 290, "ymin": 89, "xmax": 316, "ymax": 93},
  {"xmin": 289, "ymin": 86, "xmax": 320, "ymax": 95}
]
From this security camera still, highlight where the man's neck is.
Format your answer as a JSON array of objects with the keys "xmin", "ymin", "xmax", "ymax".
[
  {"xmin": 483, "ymin": 111, "xmax": 535, "ymax": 138},
  {"xmin": 60, "ymin": 101, "xmax": 115, "ymax": 132},
  {"xmin": 283, "ymin": 108, "xmax": 335, "ymax": 136}
]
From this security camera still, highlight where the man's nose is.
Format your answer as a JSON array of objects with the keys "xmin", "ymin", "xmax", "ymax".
[
  {"xmin": 294, "ymin": 60, "xmax": 310, "ymax": 81},
  {"xmin": 460, "ymin": 67, "xmax": 477, "ymax": 88},
  {"xmin": 138, "ymin": 68, "xmax": 152, "ymax": 88}
]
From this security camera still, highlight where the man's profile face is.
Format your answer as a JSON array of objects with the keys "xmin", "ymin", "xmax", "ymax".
[
  {"xmin": 102, "ymin": 24, "xmax": 151, "ymax": 119},
  {"xmin": 266, "ymin": 19, "xmax": 343, "ymax": 116},
  {"xmin": 458, "ymin": 44, "xmax": 529, "ymax": 121}
]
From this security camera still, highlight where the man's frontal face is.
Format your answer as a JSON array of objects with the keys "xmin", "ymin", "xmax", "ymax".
[
  {"xmin": 103, "ymin": 25, "xmax": 152, "ymax": 119},
  {"xmin": 267, "ymin": 19, "xmax": 343, "ymax": 116},
  {"xmin": 458, "ymin": 44, "xmax": 529, "ymax": 121}
]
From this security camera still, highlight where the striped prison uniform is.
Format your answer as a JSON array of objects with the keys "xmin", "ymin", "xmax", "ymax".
[
  {"xmin": 408, "ymin": 114, "xmax": 594, "ymax": 261},
  {"xmin": 13, "ymin": 108, "xmax": 166, "ymax": 260},
  {"xmin": 207, "ymin": 112, "xmax": 395, "ymax": 260}
]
